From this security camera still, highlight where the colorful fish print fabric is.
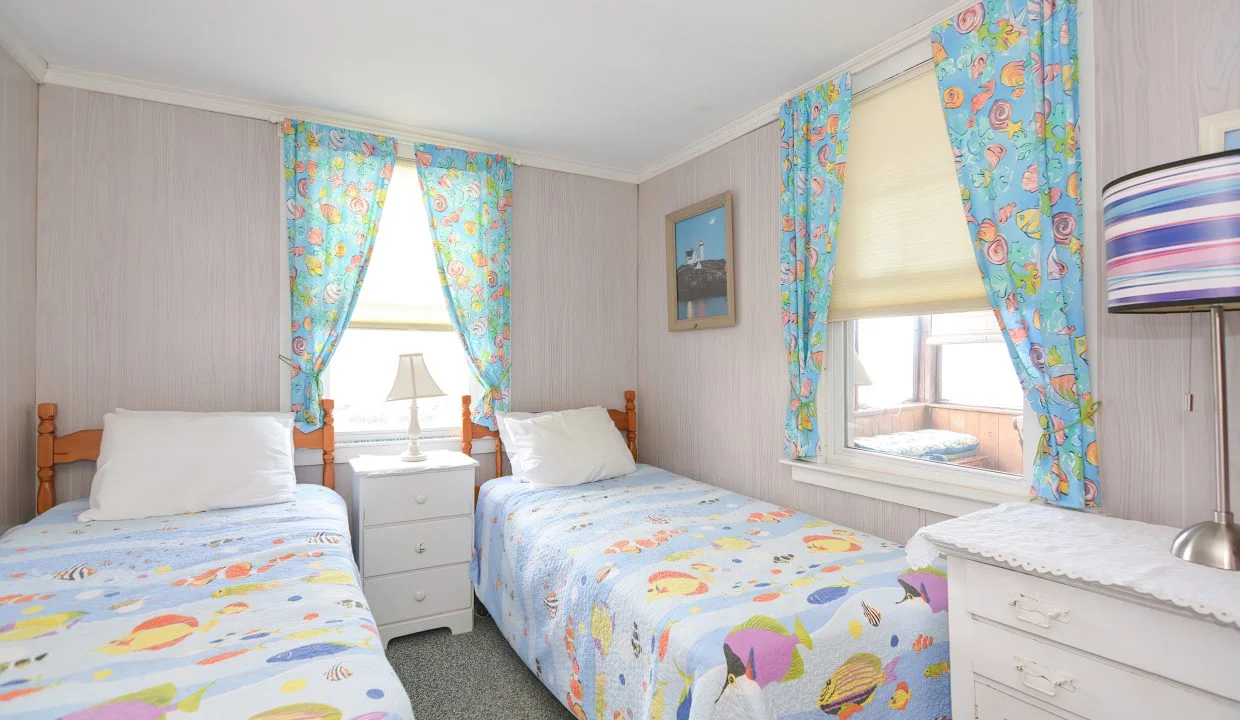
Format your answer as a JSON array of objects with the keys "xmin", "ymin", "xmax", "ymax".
[
  {"xmin": 412, "ymin": 143, "xmax": 512, "ymax": 430},
  {"xmin": 285, "ymin": 118, "xmax": 398, "ymax": 431},
  {"xmin": 780, "ymin": 73, "xmax": 853, "ymax": 461},
  {"xmin": 933, "ymin": 0, "xmax": 1099, "ymax": 508},
  {"xmin": 0, "ymin": 486, "xmax": 411, "ymax": 719},
  {"xmin": 473, "ymin": 466, "xmax": 951, "ymax": 720}
]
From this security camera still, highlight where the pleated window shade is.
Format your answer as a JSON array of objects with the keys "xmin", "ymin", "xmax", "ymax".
[
  {"xmin": 829, "ymin": 68, "xmax": 987, "ymax": 321},
  {"xmin": 348, "ymin": 161, "xmax": 454, "ymax": 331}
]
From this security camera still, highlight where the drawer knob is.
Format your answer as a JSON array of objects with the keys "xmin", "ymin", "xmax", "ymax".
[
  {"xmin": 415, "ymin": 542, "xmax": 426, "ymax": 554},
  {"xmin": 1013, "ymin": 656, "xmax": 1076, "ymax": 697},
  {"xmin": 1009, "ymin": 593, "xmax": 1069, "ymax": 628},
  {"xmin": 415, "ymin": 494, "xmax": 428, "ymax": 504},
  {"xmin": 414, "ymin": 591, "xmax": 426, "ymax": 602}
]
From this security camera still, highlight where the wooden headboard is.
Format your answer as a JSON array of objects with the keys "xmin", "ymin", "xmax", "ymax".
[
  {"xmin": 34, "ymin": 399, "xmax": 337, "ymax": 515},
  {"xmin": 461, "ymin": 390, "xmax": 637, "ymax": 478}
]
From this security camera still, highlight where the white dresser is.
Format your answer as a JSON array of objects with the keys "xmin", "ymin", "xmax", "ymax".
[
  {"xmin": 910, "ymin": 503, "xmax": 1240, "ymax": 720},
  {"xmin": 349, "ymin": 451, "xmax": 478, "ymax": 645}
]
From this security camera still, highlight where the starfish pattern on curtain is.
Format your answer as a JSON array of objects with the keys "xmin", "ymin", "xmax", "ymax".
[
  {"xmin": 932, "ymin": 0, "xmax": 1099, "ymax": 507},
  {"xmin": 780, "ymin": 73, "xmax": 853, "ymax": 459}
]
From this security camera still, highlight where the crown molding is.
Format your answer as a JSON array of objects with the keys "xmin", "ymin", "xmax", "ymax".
[
  {"xmin": 20, "ymin": 0, "xmax": 972, "ymax": 186},
  {"xmin": 633, "ymin": 0, "xmax": 974, "ymax": 183},
  {"xmin": 0, "ymin": 13, "xmax": 47, "ymax": 82},
  {"xmin": 39, "ymin": 66, "xmax": 642, "ymax": 183}
]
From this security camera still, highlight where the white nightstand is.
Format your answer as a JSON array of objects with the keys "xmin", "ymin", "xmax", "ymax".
[{"xmin": 349, "ymin": 450, "xmax": 478, "ymax": 645}]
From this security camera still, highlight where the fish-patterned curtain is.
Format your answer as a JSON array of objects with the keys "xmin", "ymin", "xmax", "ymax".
[
  {"xmin": 933, "ymin": 0, "xmax": 1099, "ymax": 507},
  {"xmin": 284, "ymin": 119, "xmax": 397, "ymax": 431},
  {"xmin": 412, "ymin": 144, "xmax": 512, "ymax": 430},
  {"xmin": 780, "ymin": 73, "xmax": 853, "ymax": 459}
]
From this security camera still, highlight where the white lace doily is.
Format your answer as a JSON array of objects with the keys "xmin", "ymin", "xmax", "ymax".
[{"xmin": 906, "ymin": 502, "xmax": 1240, "ymax": 629}]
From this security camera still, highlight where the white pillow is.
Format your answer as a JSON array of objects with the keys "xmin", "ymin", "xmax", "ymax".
[
  {"xmin": 80, "ymin": 410, "xmax": 297, "ymax": 521},
  {"xmin": 503, "ymin": 406, "xmax": 635, "ymax": 487},
  {"xmin": 494, "ymin": 410, "xmax": 536, "ymax": 474}
]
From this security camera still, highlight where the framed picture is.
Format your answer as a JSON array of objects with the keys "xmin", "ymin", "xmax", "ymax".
[
  {"xmin": 1200, "ymin": 108, "xmax": 1240, "ymax": 153},
  {"xmin": 665, "ymin": 191, "xmax": 735, "ymax": 331}
]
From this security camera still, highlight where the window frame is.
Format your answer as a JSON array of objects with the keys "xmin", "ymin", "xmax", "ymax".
[{"xmin": 787, "ymin": 321, "xmax": 1030, "ymax": 517}]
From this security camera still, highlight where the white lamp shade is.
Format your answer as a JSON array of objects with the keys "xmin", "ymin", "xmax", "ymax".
[{"xmin": 386, "ymin": 353, "xmax": 446, "ymax": 401}]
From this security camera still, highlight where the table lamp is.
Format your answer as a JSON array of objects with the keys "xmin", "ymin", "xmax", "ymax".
[
  {"xmin": 1103, "ymin": 148, "xmax": 1240, "ymax": 570},
  {"xmin": 386, "ymin": 353, "xmax": 446, "ymax": 462}
]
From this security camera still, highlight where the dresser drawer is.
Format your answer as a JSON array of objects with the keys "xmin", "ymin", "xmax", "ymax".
[
  {"xmin": 359, "ymin": 468, "xmax": 473, "ymax": 526},
  {"xmin": 365, "ymin": 563, "xmax": 472, "ymax": 626},
  {"xmin": 362, "ymin": 516, "xmax": 471, "ymax": 576},
  {"xmin": 975, "ymin": 681, "xmax": 1071, "ymax": 720},
  {"xmin": 963, "ymin": 560, "xmax": 1240, "ymax": 700},
  {"xmin": 969, "ymin": 619, "xmax": 1237, "ymax": 719}
]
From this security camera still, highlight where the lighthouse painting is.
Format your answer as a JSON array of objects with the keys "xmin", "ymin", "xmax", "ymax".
[{"xmin": 665, "ymin": 191, "xmax": 735, "ymax": 331}]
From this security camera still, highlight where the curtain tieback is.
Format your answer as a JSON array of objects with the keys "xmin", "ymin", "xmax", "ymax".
[{"xmin": 1034, "ymin": 401, "xmax": 1100, "ymax": 462}]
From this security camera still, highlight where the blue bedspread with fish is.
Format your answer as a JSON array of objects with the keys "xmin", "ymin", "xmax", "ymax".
[
  {"xmin": 473, "ymin": 465, "xmax": 951, "ymax": 720},
  {"xmin": 0, "ymin": 485, "xmax": 411, "ymax": 719}
]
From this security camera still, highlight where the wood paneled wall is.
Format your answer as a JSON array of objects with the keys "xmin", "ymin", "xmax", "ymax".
[
  {"xmin": 510, "ymin": 167, "xmax": 638, "ymax": 412},
  {"xmin": 28, "ymin": 88, "xmax": 633, "ymax": 518},
  {"xmin": 0, "ymin": 47, "xmax": 37, "ymax": 531},
  {"xmin": 36, "ymin": 86, "xmax": 285, "ymax": 503},
  {"xmin": 1093, "ymin": 0, "xmax": 1240, "ymax": 527}
]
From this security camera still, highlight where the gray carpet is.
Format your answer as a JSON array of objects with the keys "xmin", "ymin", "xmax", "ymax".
[{"xmin": 386, "ymin": 611, "xmax": 572, "ymax": 719}]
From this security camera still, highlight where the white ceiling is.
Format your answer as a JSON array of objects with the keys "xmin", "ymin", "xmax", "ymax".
[{"xmin": 0, "ymin": 0, "xmax": 954, "ymax": 178}]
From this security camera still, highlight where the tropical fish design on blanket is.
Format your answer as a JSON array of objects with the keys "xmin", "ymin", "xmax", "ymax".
[
  {"xmin": 472, "ymin": 466, "xmax": 951, "ymax": 720},
  {"xmin": 818, "ymin": 653, "xmax": 899, "ymax": 717},
  {"xmin": 61, "ymin": 682, "xmax": 210, "ymax": 720},
  {"xmin": 718, "ymin": 615, "xmax": 813, "ymax": 699},
  {"xmin": 0, "ymin": 485, "xmax": 411, "ymax": 718}
]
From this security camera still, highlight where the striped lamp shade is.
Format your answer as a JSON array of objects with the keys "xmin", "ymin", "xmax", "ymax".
[{"xmin": 1103, "ymin": 148, "xmax": 1240, "ymax": 313}]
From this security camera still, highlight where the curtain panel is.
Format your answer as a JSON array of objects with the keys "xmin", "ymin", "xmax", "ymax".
[
  {"xmin": 932, "ymin": 0, "xmax": 1099, "ymax": 507},
  {"xmin": 780, "ymin": 73, "xmax": 853, "ymax": 459},
  {"xmin": 284, "ymin": 119, "xmax": 397, "ymax": 431},
  {"xmin": 413, "ymin": 144, "xmax": 512, "ymax": 430}
]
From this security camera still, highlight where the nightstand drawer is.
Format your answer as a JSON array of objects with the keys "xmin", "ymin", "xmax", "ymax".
[
  {"xmin": 975, "ymin": 681, "xmax": 1069, "ymax": 720},
  {"xmin": 359, "ymin": 468, "xmax": 473, "ymax": 526},
  {"xmin": 365, "ymin": 563, "xmax": 472, "ymax": 625},
  {"xmin": 963, "ymin": 561, "xmax": 1240, "ymax": 699},
  {"xmin": 362, "ymin": 516, "xmax": 471, "ymax": 576},
  {"xmin": 970, "ymin": 618, "xmax": 1236, "ymax": 719}
]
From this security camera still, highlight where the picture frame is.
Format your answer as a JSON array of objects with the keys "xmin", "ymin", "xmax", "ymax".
[
  {"xmin": 1199, "ymin": 108, "xmax": 1240, "ymax": 153},
  {"xmin": 665, "ymin": 191, "xmax": 735, "ymax": 331}
]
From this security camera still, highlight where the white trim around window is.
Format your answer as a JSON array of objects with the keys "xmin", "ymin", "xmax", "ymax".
[{"xmin": 790, "ymin": 322, "xmax": 1030, "ymax": 517}]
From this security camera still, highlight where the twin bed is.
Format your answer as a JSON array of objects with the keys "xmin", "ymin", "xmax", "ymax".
[
  {"xmin": 0, "ymin": 392, "xmax": 951, "ymax": 720},
  {"xmin": 1, "ymin": 401, "xmax": 412, "ymax": 719},
  {"xmin": 466, "ymin": 393, "xmax": 952, "ymax": 720}
]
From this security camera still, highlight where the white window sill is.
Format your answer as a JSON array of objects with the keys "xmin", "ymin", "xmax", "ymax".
[
  {"xmin": 782, "ymin": 456, "xmax": 1028, "ymax": 517},
  {"xmin": 295, "ymin": 434, "xmax": 496, "ymax": 466}
]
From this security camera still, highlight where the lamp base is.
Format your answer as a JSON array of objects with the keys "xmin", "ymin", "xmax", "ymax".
[
  {"xmin": 400, "ymin": 451, "xmax": 428, "ymax": 462},
  {"xmin": 1170, "ymin": 512, "xmax": 1240, "ymax": 571}
]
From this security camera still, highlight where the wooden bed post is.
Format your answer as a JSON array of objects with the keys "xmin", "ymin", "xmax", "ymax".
[
  {"xmin": 36, "ymin": 403, "xmax": 57, "ymax": 515},
  {"xmin": 461, "ymin": 395, "xmax": 473, "ymax": 456},
  {"xmin": 625, "ymin": 390, "xmax": 638, "ymax": 460},
  {"xmin": 321, "ymin": 399, "xmax": 335, "ymax": 490}
]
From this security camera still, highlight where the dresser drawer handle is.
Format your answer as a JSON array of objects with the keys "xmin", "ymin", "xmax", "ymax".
[
  {"xmin": 1009, "ymin": 593, "xmax": 1069, "ymax": 628},
  {"xmin": 1014, "ymin": 656, "xmax": 1076, "ymax": 697},
  {"xmin": 415, "ymin": 494, "xmax": 428, "ymax": 504},
  {"xmin": 414, "ymin": 591, "xmax": 426, "ymax": 602},
  {"xmin": 415, "ymin": 542, "xmax": 426, "ymax": 554}
]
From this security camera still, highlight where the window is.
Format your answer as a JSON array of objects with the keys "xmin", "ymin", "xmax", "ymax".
[
  {"xmin": 803, "ymin": 65, "xmax": 1029, "ymax": 504},
  {"xmin": 847, "ymin": 311, "xmax": 1025, "ymax": 476},
  {"xmin": 323, "ymin": 160, "xmax": 475, "ymax": 437}
]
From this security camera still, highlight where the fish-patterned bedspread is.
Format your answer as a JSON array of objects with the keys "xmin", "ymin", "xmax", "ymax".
[
  {"xmin": 473, "ymin": 466, "xmax": 951, "ymax": 720},
  {"xmin": 0, "ymin": 485, "xmax": 412, "ymax": 719}
]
